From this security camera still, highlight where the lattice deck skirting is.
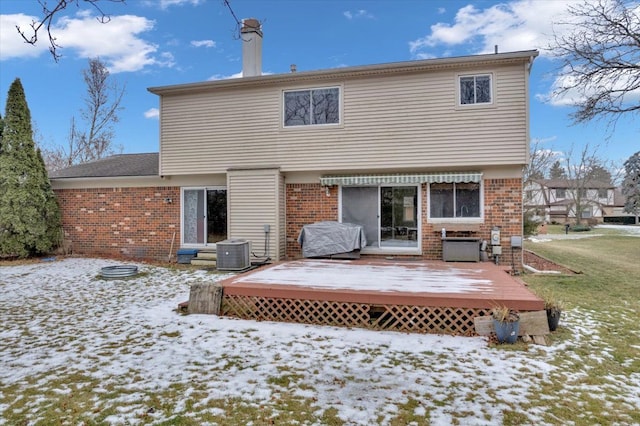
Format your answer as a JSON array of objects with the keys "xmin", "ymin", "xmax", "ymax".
[{"xmin": 222, "ymin": 294, "xmax": 492, "ymax": 335}]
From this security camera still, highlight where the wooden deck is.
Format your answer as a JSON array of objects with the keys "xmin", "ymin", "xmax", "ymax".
[{"xmin": 219, "ymin": 259, "xmax": 543, "ymax": 335}]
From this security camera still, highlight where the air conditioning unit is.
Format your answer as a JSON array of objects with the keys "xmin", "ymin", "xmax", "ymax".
[{"xmin": 216, "ymin": 239, "xmax": 250, "ymax": 271}]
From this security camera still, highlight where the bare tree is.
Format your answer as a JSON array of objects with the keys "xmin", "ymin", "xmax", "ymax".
[
  {"xmin": 79, "ymin": 58, "xmax": 124, "ymax": 161},
  {"xmin": 525, "ymin": 139, "xmax": 557, "ymax": 183},
  {"xmin": 523, "ymin": 139, "xmax": 558, "ymax": 208},
  {"xmin": 42, "ymin": 58, "xmax": 124, "ymax": 170},
  {"xmin": 16, "ymin": 0, "xmax": 126, "ymax": 62},
  {"xmin": 562, "ymin": 144, "xmax": 618, "ymax": 225},
  {"xmin": 549, "ymin": 0, "xmax": 640, "ymax": 127}
]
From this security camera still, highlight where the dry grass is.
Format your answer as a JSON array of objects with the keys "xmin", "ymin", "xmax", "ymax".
[
  {"xmin": 1, "ymin": 228, "xmax": 639, "ymax": 424},
  {"xmin": 522, "ymin": 229, "xmax": 640, "ymax": 425}
]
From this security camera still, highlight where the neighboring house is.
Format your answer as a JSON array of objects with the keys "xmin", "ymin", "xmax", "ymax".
[
  {"xmin": 524, "ymin": 178, "xmax": 620, "ymax": 224},
  {"xmin": 604, "ymin": 189, "xmax": 638, "ymax": 224},
  {"xmin": 50, "ymin": 20, "xmax": 539, "ymax": 264}
]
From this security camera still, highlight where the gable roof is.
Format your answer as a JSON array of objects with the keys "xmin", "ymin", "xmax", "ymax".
[
  {"xmin": 49, "ymin": 153, "xmax": 159, "ymax": 179},
  {"xmin": 535, "ymin": 178, "xmax": 614, "ymax": 189},
  {"xmin": 148, "ymin": 50, "xmax": 539, "ymax": 96}
]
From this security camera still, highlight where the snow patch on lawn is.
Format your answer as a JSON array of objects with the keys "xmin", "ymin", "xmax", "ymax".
[{"xmin": 1, "ymin": 257, "xmax": 637, "ymax": 424}]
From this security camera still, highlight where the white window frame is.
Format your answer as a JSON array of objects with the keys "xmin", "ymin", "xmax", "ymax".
[
  {"xmin": 427, "ymin": 181, "xmax": 484, "ymax": 224},
  {"xmin": 282, "ymin": 86, "xmax": 342, "ymax": 128},
  {"xmin": 338, "ymin": 184, "xmax": 422, "ymax": 255},
  {"xmin": 180, "ymin": 186, "xmax": 227, "ymax": 248},
  {"xmin": 457, "ymin": 73, "xmax": 494, "ymax": 107},
  {"xmin": 581, "ymin": 207, "xmax": 593, "ymax": 219}
]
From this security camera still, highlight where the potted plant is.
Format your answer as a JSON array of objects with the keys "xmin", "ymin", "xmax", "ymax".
[
  {"xmin": 492, "ymin": 305, "xmax": 520, "ymax": 344},
  {"xmin": 543, "ymin": 292, "xmax": 564, "ymax": 332}
]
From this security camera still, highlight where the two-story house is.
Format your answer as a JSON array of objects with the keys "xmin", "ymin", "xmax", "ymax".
[
  {"xmin": 525, "ymin": 178, "xmax": 617, "ymax": 224},
  {"xmin": 50, "ymin": 20, "xmax": 538, "ymax": 264}
]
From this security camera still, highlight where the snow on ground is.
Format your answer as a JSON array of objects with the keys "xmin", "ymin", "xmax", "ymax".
[
  {"xmin": 0, "ymin": 257, "xmax": 632, "ymax": 424},
  {"xmin": 236, "ymin": 260, "xmax": 493, "ymax": 293},
  {"xmin": 529, "ymin": 224, "xmax": 640, "ymax": 243},
  {"xmin": 596, "ymin": 224, "xmax": 640, "ymax": 235}
]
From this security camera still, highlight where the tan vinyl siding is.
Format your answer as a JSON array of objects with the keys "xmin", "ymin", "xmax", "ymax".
[
  {"xmin": 159, "ymin": 62, "xmax": 528, "ymax": 175},
  {"xmin": 227, "ymin": 168, "xmax": 283, "ymax": 260}
]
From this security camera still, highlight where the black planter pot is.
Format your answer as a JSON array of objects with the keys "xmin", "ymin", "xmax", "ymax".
[{"xmin": 546, "ymin": 308, "xmax": 562, "ymax": 331}]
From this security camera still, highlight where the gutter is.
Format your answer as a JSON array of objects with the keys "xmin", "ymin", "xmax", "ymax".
[{"xmin": 148, "ymin": 50, "xmax": 540, "ymax": 96}]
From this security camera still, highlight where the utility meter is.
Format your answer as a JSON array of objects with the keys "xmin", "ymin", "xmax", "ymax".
[{"xmin": 490, "ymin": 227, "xmax": 501, "ymax": 245}]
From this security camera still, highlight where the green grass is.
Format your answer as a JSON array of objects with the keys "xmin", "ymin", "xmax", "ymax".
[
  {"xmin": 2, "ymin": 228, "xmax": 638, "ymax": 425},
  {"xmin": 521, "ymin": 228, "xmax": 640, "ymax": 425}
]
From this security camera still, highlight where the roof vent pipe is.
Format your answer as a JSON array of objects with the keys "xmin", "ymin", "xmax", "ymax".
[
  {"xmin": 290, "ymin": 64, "xmax": 297, "ymax": 73},
  {"xmin": 241, "ymin": 18, "xmax": 262, "ymax": 77},
  {"xmin": 494, "ymin": 45, "xmax": 498, "ymax": 54}
]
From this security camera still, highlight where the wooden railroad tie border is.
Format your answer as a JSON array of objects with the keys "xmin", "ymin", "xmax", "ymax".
[{"xmin": 474, "ymin": 310, "xmax": 550, "ymax": 345}]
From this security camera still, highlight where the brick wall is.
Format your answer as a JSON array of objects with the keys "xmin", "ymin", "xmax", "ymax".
[
  {"xmin": 285, "ymin": 179, "xmax": 523, "ymax": 265},
  {"xmin": 286, "ymin": 184, "xmax": 338, "ymax": 258},
  {"xmin": 55, "ymin": 178, "xmax": 522, "ymax": 265},
  {"xmin": 55, "ymin": 187, "xmax": 181, "ymax": 261},
  {"xmin": 482, "ymin": 178, "xmax": 524, "ymax": 266}
]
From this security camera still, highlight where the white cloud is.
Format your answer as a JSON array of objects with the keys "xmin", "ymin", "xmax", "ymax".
[
  {"xmin": 409, "ymin": 0, "xmax": 574, "ymax": 57},
  {"xmin": 407, "ymin": 0, "xmax": 640, "ymax": 108},
  {"xmin": 0, "ymin": 11, "xmax": 168, "ymax": 73},
  {"xmin": 54, "ymin": 13, "xmax": 160, "ymax": 72},
  {"xmin": 437, "ymin": 7, "xmax": 446, "ymax": 15},
  {"xmin": 207, "ymin": 70, "xmax": 274, "ymax": 81},
  {"xmin": 147, "ymin": 0, "xmax": 205, "ymax": 10},
  {"xmin": 191, "ymin": 39, "xmax": 216, "ymax": 48},
  {"xmin": 0, "ymin": 14, "xmax": 50, "ymax": 60},
  {"xmin": 343, "ymin": 10, "xmax": 375, "ymax": 20},
  {"xmin": 207, "ymin": 71, "xmax": 243, "ymax": 81},
  {"xmin": 538, "ymin": 68, "xmax": 640, "ymax": 108},
  {"xmin": 144, "ymin": 108, "xmax": 159, "ymax": 119}
]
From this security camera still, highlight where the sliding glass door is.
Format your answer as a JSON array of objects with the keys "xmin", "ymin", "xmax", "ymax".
[
  {"xmin": 182, "ymin": 188, "xmax": 227, "ymax": 245},
  {"xmin": 380, "ymin": 186, "xmax": 418, "ymax": 247},
  {"xmin": 341, "ymin": 185, "xmax": 419, "ymax": 250},
  {"xmin": 341, "ymin": 187, "xmax": 379, "ymax": 247}
]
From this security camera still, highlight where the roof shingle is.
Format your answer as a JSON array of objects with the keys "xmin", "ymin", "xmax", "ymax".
[{"xmin": 49, "ymin": 153, "xmax": 159, "ymax": 179}]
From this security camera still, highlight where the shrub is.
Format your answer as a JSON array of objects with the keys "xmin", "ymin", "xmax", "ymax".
[
  {"xmin": 571, "ymin": 224, "xmax": 591, "ymax": 232},
  {"xmin": 523, "ymin": 211, "xmax": 542, "ymax": 236}
]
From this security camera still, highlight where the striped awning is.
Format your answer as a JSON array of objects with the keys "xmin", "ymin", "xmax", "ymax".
[{"xmin": 319, "ymin": 172, "xmax": 482, "ymax": 186}]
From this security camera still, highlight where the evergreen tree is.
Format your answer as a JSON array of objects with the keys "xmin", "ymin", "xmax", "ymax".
[
  {"xmin": 0, "ymin": 78, "xmax": 62, "ymax": 257},
  {"xmin": 586, "ymin": 163, "xmax": 613, "ymax": 184},
  {"xmin": 621, "ymin": 151, "xmax": 640, "ymax": 224},
  {"xmin": 549, "ymin": 160, "xmax": 567, "ymax": 179}
]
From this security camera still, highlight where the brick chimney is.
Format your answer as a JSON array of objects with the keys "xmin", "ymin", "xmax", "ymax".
[{"xmin": 241, "ymin": 18, "xmax": 262, "ymax": 77}]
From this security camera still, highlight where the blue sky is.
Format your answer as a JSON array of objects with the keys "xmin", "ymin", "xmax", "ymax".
[{"xmin": 0, "ymin": 0, "xmax": 637, "ymax": 168}]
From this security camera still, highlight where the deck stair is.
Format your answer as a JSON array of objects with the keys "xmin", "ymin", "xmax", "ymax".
[{"xmin": 190, "ymin": 248, "xmax": 217, "ymax": 267}]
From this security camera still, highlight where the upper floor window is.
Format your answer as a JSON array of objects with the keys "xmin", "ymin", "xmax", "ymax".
[
  {"xmin": 556, "ymin": 188, "xmax": 566, "ymax": 198},
  {"xmin": 284, "ymin": 87, "xmax": 340, "ymax": 127},
  {"xmin": 459, "ymin": 74, "xmax": 492, "ymax": 105},
  {"xmin": 598, "ymin": 188, "xmax": 608, "ymax": 198}
]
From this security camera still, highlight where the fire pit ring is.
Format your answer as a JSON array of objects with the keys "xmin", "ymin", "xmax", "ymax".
[{"xmin": 100, "ymin": 265, "xmax": 139, "ymax": 278}]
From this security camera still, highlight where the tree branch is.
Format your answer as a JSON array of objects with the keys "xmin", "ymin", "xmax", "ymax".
[{"xmin": 15, "ymin": 0, "xmax": 126, "ymax": 62}]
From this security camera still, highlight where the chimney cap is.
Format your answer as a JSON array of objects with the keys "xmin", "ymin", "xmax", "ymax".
[{"xmin": 241, "ymin": 18, "xmax": 262, "ymax": 36}]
